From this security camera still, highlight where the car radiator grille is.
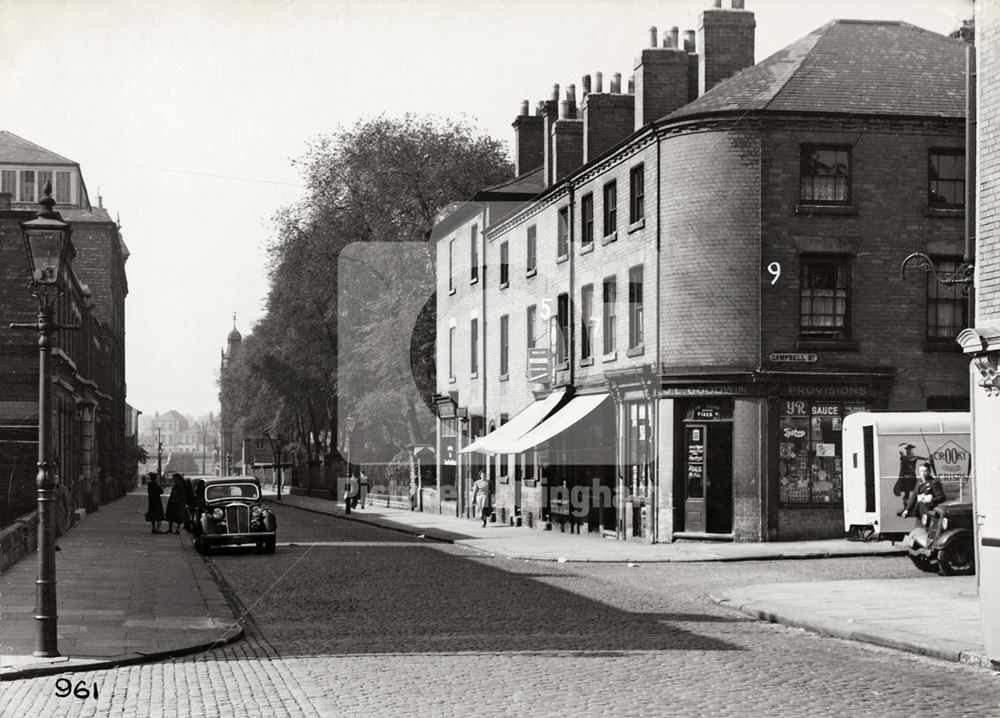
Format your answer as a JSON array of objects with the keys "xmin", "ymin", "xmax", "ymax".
[{"xmin": 225, "ymin": 504, "xmax": 250, "ymax": 533}]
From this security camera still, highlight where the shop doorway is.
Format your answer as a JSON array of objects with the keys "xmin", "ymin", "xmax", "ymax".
[{"xmin": 682, "ymin": 404, "xmax": 733, "ymax": 535}]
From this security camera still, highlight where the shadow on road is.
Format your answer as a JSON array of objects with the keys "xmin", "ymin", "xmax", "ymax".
[{"xmin": 202, "ymin": 543, "xmax": 744, "ymax": 657}]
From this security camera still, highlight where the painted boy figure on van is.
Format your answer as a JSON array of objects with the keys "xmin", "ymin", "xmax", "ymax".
[{"xmin": 893, "ymin": 443, "xmax": 927, "ymax": 511}]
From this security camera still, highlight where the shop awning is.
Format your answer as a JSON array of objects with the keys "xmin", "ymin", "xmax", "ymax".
[
  {"xmin": 502, "ymin": 393, "xmax": 609, "ymax": 454},
  {"xmin": 458, "ymin": 389, "xmax": 566, "ymax": 455}
]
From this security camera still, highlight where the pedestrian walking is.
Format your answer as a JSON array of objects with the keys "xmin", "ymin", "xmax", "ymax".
[
  {"xmin": 145, "ymin": 473, "xmax": 165, "ymax": 534},
  {"xmin": 344, "ymin": 473, "xmax": 359, "ymax": 514},
  {"xmin": 472, "ymin": 471, "xmax": 490, "ymax": 528},
  {"xmin": 165, "ymin": 473, "xmax": 186, "ymax": 534}
]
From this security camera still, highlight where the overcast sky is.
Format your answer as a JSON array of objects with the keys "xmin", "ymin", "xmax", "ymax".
[{"xmin": 0, "ymin": 0, "xmax": 972, "ymax": 418}]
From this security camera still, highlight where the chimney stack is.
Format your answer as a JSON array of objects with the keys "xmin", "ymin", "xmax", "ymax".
[
  {"xmin": 551, "ymin": 113, "xmax": 584, "ymax": 182},
  {"xmin": 583, "ymin": 90, "xmax": 634, "ymax": 163},
  {"xmin": 698, "ymin": 0, "xmax": 756, "ymax": 96},
  {"xmin": 633, "ymin": 27, "xmax": 691, "ymax": 130},
  {"xmin": 538, "ymin": 90, "xmax": 560, "ymax": 185},
  {"xmin": 512, "ymin": 100, "xmax": 544, "ymax": 176}
]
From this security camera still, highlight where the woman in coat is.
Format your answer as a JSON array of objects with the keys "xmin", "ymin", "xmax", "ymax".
[
  {"xmin": 165, "ymin": 474, "xmax": 187, "ymax": 534},
  {"xmin": 146, "ymin": 473, "xmax": 165, "ymax": 534}
]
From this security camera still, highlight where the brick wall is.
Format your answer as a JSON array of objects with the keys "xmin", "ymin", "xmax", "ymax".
[
  {"xmin": 660, "ymin": 126, "xmax": 762, "ymax": 368},
  {"xmin": 760, "ymin": 118, "xmax": 968, "ymax": 408},
  {"xmin": 980, "ymin": 4, "xmax": 1000, "ymax": 322}
]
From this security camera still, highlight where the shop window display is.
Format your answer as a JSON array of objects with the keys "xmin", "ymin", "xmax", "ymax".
[{"xmin": 778, "ymin": 400, "xmax": 868, "ymax": 505}]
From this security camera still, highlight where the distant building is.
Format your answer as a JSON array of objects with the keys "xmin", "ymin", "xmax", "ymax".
[
  {"xmin": 0, "ymin": 130, "xmax": 131, "ymax": 523},
  {"xmin": 140, "ymin": 410, "xmax": 220, "ymax": 476},
  {"xmin": 435, "ymin": 3, "xmax": 970, "ymax": 542}
]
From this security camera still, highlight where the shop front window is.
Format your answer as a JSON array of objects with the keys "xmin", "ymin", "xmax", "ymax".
[
  {"xmin": 778, "ymin": 399, "xmax": 868, "ymax": 505},
  {"xmin": 624, "ymin": 402, "xmax": 651, "ymax": 498}
]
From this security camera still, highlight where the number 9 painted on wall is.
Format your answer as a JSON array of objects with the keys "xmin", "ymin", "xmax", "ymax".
[{"xmin": 767, "ymin": 261, "xmax": 781, "ymax": 285}]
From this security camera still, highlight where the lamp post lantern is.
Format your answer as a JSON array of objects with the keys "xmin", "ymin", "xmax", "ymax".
[{"xmin": 8, "ymin": 181, "xmax": 74, "ymax": 657}]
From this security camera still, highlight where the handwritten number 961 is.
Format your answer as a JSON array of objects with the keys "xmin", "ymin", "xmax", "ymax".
[
  {"xmin": 767, "ymin": 262, "xmax": 781, "ymax": 285},
  {"xmin": 55, "ymin": 678, "xmax": 99, "ymax": 699}
]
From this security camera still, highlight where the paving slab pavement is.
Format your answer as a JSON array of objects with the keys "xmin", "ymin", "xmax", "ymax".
[
  {"xmin": 0, "ymin": 491, "xmax": 242, "ymax": 681},
  {"xmin": 710, "ymin": 577, "xmax": 992, "ymax": 669}
]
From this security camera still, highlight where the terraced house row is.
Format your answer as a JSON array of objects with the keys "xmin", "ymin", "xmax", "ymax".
[{"xmin": 433, "ymin": 0, "xmax": 971, "ymax": 543}]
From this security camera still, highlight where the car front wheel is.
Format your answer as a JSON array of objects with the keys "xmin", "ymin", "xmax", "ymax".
[{"xmin": 937, "ymin": 537, "xmax": 975, "ymax": 576}]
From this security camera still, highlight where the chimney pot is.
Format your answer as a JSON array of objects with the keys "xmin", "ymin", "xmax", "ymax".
[
  {"xmin": 714, "ymin": 0, "xmax": 722, "ymax": 6},
  {"xmin": 627, "ymin": 75, "xmax": 634, "ymax": 94},
  {"xmin": 559, "ymin": 100, "xmax": 570, "ymax": 120},
  {"xmin": 731, "ymin": 0, "xmax": 745, "ymax": 7},
  {"xmin": 595, "ymin": 72, "xmax": 603, "ymax": 93},
  {"xmin": 670, "ymin": 26, "xmax": 680, "ymax": 47},
  {"xmin": 683, "ymin": 30, "xmax": 696, "ymax": 52},
  {"xmin": 649, "ymin": 26, "xmax": 658, "ymax": 47},
  {"xmin": 581, "ymin": 74, "xmax": 592, "ymax": 97},
  {"xmin": 519, "ymin": 100, "xmax": 529, "ymax": 117},
  {"xmin": 662, "ymin": 33, "xmax": 671, "ymax": 48},
  {"xmin": 567, "ymin": 84, "xmax": 577, "ymax": 104},
  {"xmin": 550, "ymin": 84, "xmax": 560, "ymax": 102},
  {"xmin": 611, "ymin": 73, "xmax": 621, "ymax": 93}
]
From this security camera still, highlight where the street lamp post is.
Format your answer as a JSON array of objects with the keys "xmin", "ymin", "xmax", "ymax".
[
  {"xmin": 344, "ymin": 415, "xmax": 357, "ymax": 478},
  {"xmin": 7, "ymin": 181, "xmax": 74, "ymax": 658},
  {"xmin": 156, "ymin": 427, "xmax": 163, "ymax": 479}
]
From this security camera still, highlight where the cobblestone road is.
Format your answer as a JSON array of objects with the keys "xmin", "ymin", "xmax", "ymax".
[{"xmin": 3, "ymin": 504, "xmax": 998, "ymax": 718}]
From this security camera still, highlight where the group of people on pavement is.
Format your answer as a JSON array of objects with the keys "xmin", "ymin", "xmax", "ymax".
[{"xmin": 145, "ymin": 472, "xmax": 189, "ymax": 534}]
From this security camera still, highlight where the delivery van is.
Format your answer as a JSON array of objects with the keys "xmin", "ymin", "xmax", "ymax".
[{"xmin": 842, "ymin": 412, "xmax": 970, "ymax": 540}]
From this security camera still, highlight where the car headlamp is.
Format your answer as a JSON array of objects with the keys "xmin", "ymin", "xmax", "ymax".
[
  {"xmin": 213, "ymin": 508, "xmax": 224, "ymax": 520},
  {"xmin": 921, "ymin": 513, "xmax": 929, "ymax": 526},
  {"xmin": 251, "ymin": 506, "xmax": 263, "ymax": 517},
  {"xmin": 941, "ymin": 517, "xmax": 949, "ymax": 531}
]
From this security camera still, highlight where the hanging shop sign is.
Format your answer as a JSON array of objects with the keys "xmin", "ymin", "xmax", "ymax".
[{"xmin": 527, "ymin": 347, "xmax": 551, "ymax": 383}]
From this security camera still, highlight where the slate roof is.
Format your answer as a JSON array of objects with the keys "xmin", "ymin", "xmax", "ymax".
[
  {"xmin": 669, "ymin": 20, "xmax": 967, "ymax": 121},
  {"xmin": 0, "ymin": 130, "xmax": 76, "ymax": 165},
  {"xmin": 476, "ymin": 166, "xmax": 545, "ymax": 198}
]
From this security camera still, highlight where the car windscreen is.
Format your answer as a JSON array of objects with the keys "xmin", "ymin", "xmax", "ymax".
[{"xmin": 205, "ymin": 484, "xmax": 260, "ymax": 501}]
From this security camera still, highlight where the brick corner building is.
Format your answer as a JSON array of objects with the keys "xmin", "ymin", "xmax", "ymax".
[{"xmin": 433, "ymin": 2, "xmax": 971, "ymax": 543}]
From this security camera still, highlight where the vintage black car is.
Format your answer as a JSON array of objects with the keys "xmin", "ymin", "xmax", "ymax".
[
  {"xmin": 187, "ymin": 476, "xmax": 277, "ymax": 554},
  {"xmin": 903, "ymin": 499, "xmax": 975, "ymax": 576}
]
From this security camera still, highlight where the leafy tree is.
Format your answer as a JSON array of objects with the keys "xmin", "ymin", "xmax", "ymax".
[{"xmin": 224, "ymin": 114, "xmax": 512, "ymax": 466}]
